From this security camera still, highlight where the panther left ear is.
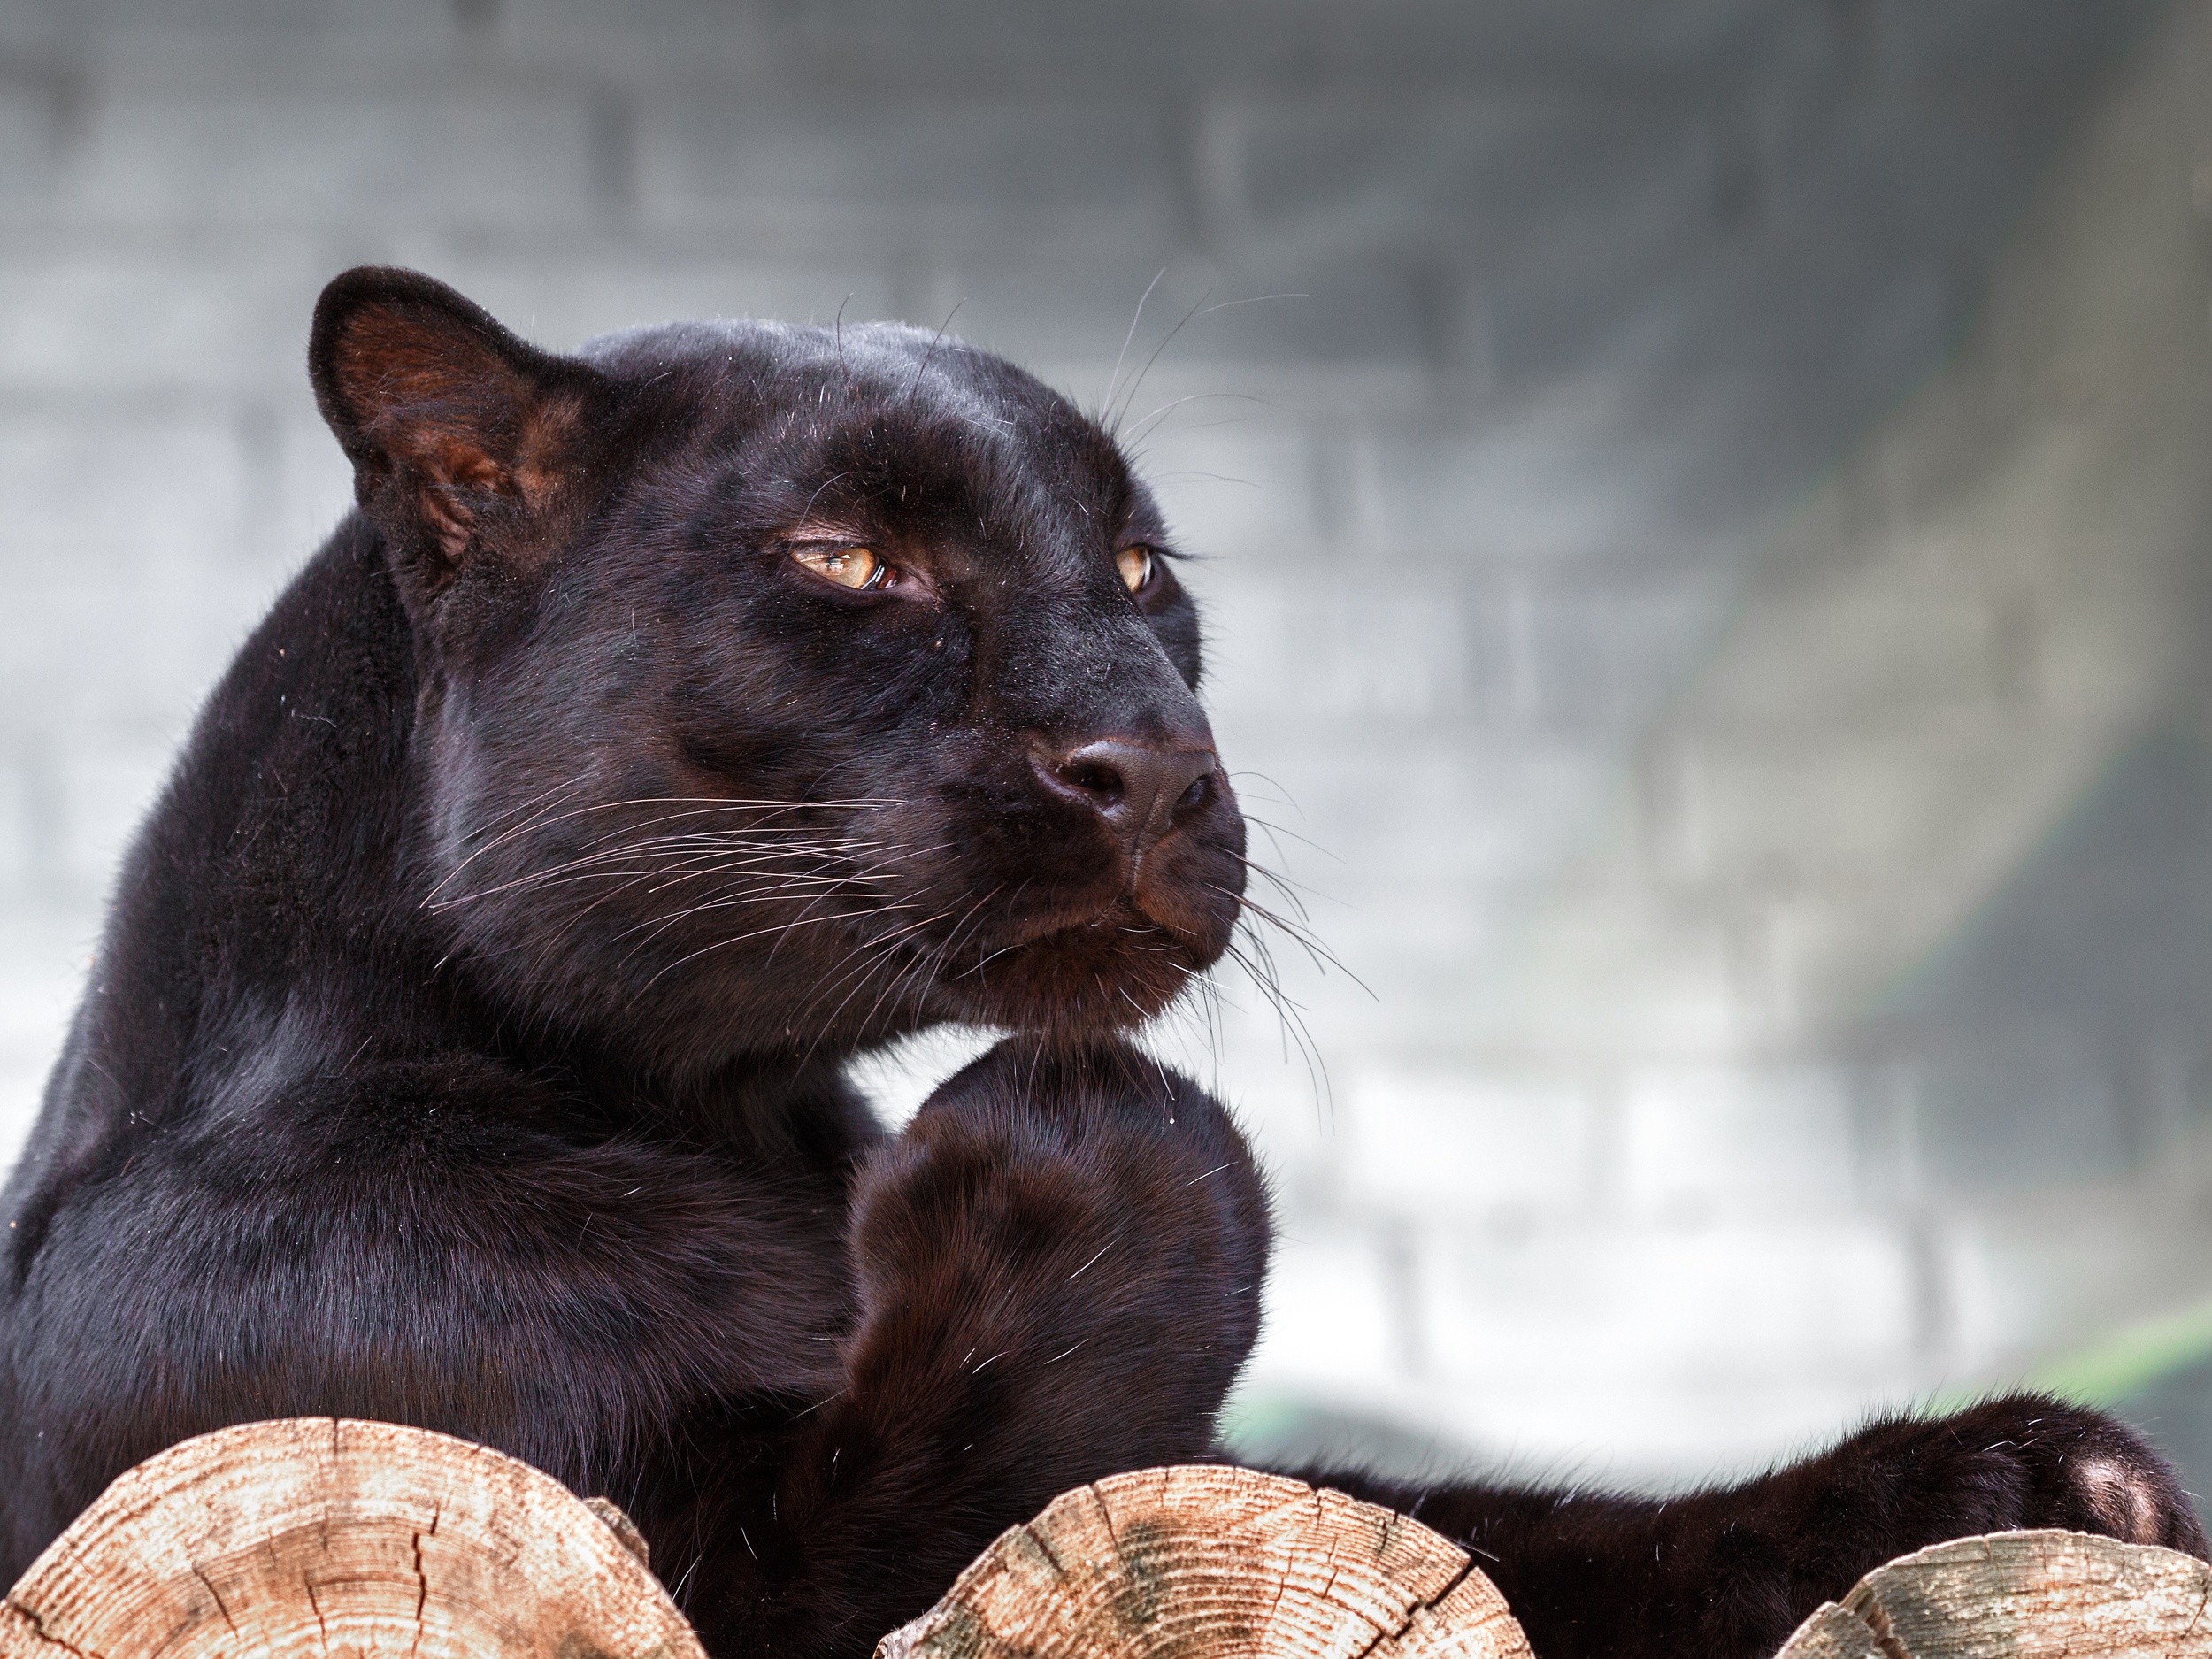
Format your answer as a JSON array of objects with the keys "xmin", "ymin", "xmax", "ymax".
[{"xmin": 309, "ymin": 266, "xmax": 603, "ymax": 582}]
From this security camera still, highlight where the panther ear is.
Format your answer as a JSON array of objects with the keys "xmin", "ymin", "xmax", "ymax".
[{"xmin": 309, "ymin": 266, "xmax": 601, "ymax": 580}]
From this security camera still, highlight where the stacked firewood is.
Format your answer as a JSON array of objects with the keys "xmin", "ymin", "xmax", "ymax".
[{"xmin": 2, "ymin": 1419, "xmax": 2203, "ymax": 1659}]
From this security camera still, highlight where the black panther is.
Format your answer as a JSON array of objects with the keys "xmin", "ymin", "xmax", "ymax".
[{"xmin": 0, "ymin": 268, "xmax": 2197, "ymax": 1659}]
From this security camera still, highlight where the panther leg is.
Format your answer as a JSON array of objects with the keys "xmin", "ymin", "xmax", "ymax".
[
  {"xmin": 1292, "ymin": 1394, "xmax": 2204, "ymax": 1659},
  {"xmin": 680, "ymin": 1037, "xmax": 1272, "ymax": 1659}
]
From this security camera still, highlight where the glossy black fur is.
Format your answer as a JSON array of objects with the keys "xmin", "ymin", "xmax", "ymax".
[
  {"xmin": 0, "ymin": 271, "xmax": 2198, "ymax": 1659},
  {"xmin": 1312, "ymin": 1394, "xmax": 2205, "ymax": 1657}
]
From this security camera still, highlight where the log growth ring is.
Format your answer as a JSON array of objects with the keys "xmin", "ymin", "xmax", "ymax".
[
  {"xmin": 1775, "ymin": 1527, "xmax": 2212, "ymax": 1658},
  {"xmin": 0, "ymin": 1416, "xmax": 701, "ymax": 1659},
  {"xmin": 876, "ymin": 1465, "xmax": 1532, "ymax": 1659},
  {"xmin": 11, "ymin": 1425, "xmax": 2209, "ymax": 1659}
]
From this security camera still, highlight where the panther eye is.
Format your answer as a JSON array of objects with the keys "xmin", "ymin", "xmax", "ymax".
[
  {"xmin": 792, "ymin": 545, "xmax": 891, "ymax": 590},
  {"xmin": 1115, "ymin": 546, "xmax": 1155, "ymax": 594}
]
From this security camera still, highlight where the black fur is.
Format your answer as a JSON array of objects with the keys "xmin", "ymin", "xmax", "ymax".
[
  {"xmin": 0, "ymin": 270, "xmax": 2197, "ymax": 1659},
  {"xmin": 1311, "ymin": 1394, "xmax": 2206, "ymax": 1657}
]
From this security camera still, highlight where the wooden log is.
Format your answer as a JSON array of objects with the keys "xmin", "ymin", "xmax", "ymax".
[
  {"xmin": 875, "ymin": 1465, "xmax": 1532, "ymax": 1659},
  {"xmin": 0, "ymin": 1417, "xmax": 702, "ymax": 1659},
  {"xmin": 1774, "ymin": 1528, "xmax": 2212, "ymax": 1658},
  {"xmin": 11, "ymin": 1425, "xmax": 2209, "ymax": 1659}
]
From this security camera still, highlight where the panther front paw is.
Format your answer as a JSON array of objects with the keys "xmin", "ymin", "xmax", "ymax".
[
  {"xmin": 1932, "ymin": 1394, "xmax": 2203, "ymax": 1550},
  {"xmin": 1801, "ymin": 1394, "xmax": 2206, "ymax": 1563},
  {"xmin": 833, "ymin": 1036, "xmax": 1271, "ymax": 1496},
  {"xmin": 850, "ymin": 1035, "xmax": 1271, "ymax": 1399}
]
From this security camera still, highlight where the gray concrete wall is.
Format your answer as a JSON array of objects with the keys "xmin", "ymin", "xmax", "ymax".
[{"xmin": 3, "ymin": 0, "xmax": 2207, "ymax": 1490}]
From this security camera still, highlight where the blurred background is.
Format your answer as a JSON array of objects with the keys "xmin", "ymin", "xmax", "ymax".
[{"xmin": 6, "ymin": 0, "xmax": 2212, "ymax": 1502}]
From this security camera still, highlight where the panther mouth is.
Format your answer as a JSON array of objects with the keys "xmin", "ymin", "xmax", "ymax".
[
  {"xmin": 919, "ymin": 895, "xmax": 1233, "ymax": 1033},
  {"xmin": 990, "ymin": 891, "xmax": 1214, "ymax": 955},
  {"xmin": 869, "ymin": 770, "xmax": 1247, "ymax": 1032}
]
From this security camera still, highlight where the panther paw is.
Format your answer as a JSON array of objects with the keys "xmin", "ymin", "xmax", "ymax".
[{"xmin": 1853, "ymin": 1394, "xmax": 2205, "ymax": 1558}]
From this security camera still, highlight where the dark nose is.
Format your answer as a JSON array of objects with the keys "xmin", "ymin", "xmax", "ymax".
[{"xmin": 1038, "ymin": 738, "xmax": 1219, "ymax": 861}]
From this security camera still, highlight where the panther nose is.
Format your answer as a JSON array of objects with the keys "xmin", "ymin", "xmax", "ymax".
[{"xmin": 1038, "ymin": 738, "xmax": 1220, "ymax": 861}]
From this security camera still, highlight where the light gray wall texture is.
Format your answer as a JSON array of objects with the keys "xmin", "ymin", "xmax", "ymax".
[{"xmin": 4, "ymin": 0, "xmax": 2211, "ymax": 1490}]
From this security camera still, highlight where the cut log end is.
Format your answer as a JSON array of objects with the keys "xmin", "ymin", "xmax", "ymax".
[
  {"xmin": 1774, "ymin": 1528, "xmax": 2212, "ymax": 1659},
  {"xmin": 0, "ymin": 1417, "xmax": 702, "ymax": 1659},
  {"xmin": 9, "ymin": 1425, "xmax": 2208, "ymax": 1659},
  {"xmin": 876, "ymin": 1465, "xmax": 1532, "ymax": 1659},
  {"xmin": 885, "ymin": 1468, "xmax": 2212, "ymax": 1659}
]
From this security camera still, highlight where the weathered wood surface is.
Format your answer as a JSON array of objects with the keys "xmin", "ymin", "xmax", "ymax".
[
  {"xmin": 0, "ymin": 1417, "xmax": 701, "ymax": 1659},
  {"xmin": 875, "ymin": 1465, "xmax": 1532, "ymax": 1659},
  {"xmin": 1774, "ymin": 1528, "xmax": 2212, "ymax": 1658},
  {"xmin": 9, "ymin": 1425, "xmax": 2211, "ymax": 1659}
]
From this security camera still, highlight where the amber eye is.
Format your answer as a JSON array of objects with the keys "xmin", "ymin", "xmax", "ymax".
[
  {"xmin": 1115, "ymin": 546, "xmax": 1154, "ymax": 594},
  {"xmin": 792, "ymin": 545, "xmax": 889, "ymax": 590}
]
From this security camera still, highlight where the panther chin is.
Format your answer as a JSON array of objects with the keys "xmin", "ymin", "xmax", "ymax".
[{"xmin": 937, "ymin": 896, "xmax": 1240, "ymax": 1035}]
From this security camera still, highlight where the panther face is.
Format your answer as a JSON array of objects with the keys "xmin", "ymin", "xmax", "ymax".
[{"xmin": 311, "ymin": 269, "xmax": 1246, "ymax": 1072}]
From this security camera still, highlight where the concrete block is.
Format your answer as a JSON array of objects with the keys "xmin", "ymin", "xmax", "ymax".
[
  {"xmin": 0, "ymin": 566, "xmax": 262, "ymax": 749},
  {"xmin": 55, "ymin": 81, "xmax": 606, "ymax": 230},
  {"xmin": 1477, "ymin": 574, "xmax": 1732, "ymax": 734},
  {"xmin": 19, "ymin": 0, "xmax": 450, "ymax": 42},
  {"xmin": 1363, "ymin": 404, "xmax": 1719, "ymax": 564},
  {"xmin": 1643, "ymin": 712, "xmax": 2036, "ymax": 890},
  {"xmin": 1128, "ymin": 419, "xmax": 1321, "ymax": 559},
  {"xmin": 0, "ymin": 902, "xmax": 95, "ymax": 1173},
  {"xmin": 1294, "ymin": 885, "xmax": 1518, "ymax": 976},
  {"xmin": 1690, "ymin": 588, "xmax": 2024, "ymax": 733},
  {"xmin": 1473, "ymin": 888, "xmax": 1757, "ymax": 1056},
  {"xmin": 383, "ymin": 253, "xmax": 904, "ymax": 353},
  {"xmin": 1189, "ymin": 950, "xmax": 1509, "ymax": 1087},
  {"xmin": 0, "ymin": 758, "xmax": 34, "ymax": 888},
  {"xmin": 1223, "ymin": 95, "xmax": 1710, "ymax": 264},
  {"xmin": 1194, "ymin": 1053, "xmax": 1340, "ymax": 1202},
  {"xmin": 1342, "ymin": 1064, "xmax": 1600, "ymax": 1219},
  {"xmin": 501, "ymin": 0, "xmax": 772, "ymax": 38},
  {"xmin": 1210, "ymin": 732, "xmax": 1614, "ymax": 900},
  {"xmin": 1617, "ymin": 1062, "xmax": 1858, "ymax": 1217},
  {"xmin": 1903, "ymin": 1037, "xmax": 2133, "ymax": 1195},
  {"xmin": 868, "ymin": 257, "xmax": 1242, "ymax": 376},
  {"xmin": 1418, "ymin": 1216, "xmax": 1921, "ymax": 1384},
  {"xmin": 1936, "ymin": 1189, "xmax": 2212, "ymax": 1372},
  {"xmin": 0, "ymin": 1041, "xmax": 56, "ymax": 1176},
  {"xmin": 1874, "ymin": 0, "xmax": 2164, "ymax": 89},
  {"xmin": 0, "ymin": 248, "xmax": 328, "ymax": 392},
  {"xmin": 1214, "ymin": 91, "xmax": 1725, "ymax": 380},
  {"xmin": 0, "ymin": 79, "xmax": 59, "ymax": 206},
  {"xmin": 1317, "ymin": 1, "xmax": 1775, "ymax": 88},
  {"xmin": 1244, "ymin": 1216, "xmax": 1405, "ymax": 1397},
  {"xmin": 265, "ymin": 412, "xmax": 360, "ymax": 573},
  {"xmin": 517, "ymin": 0, "xmax": 1771, "ymax": 99},
  {"xmin": 635, "ymin": 96, "xmax": 1179, "ymax": 245},
  {"xmin": 55, "ymin": 744, "xmax": 172, "ymax": 891},
  {"xmin": 1204, "ymin": 587, "xmax": 1470, "ymax": 721},
  {"xmin": 0, "ymin": 410, "xmax": 246, "ymax": 561},
  {"xmin": 1747, "ymin": 888, "xmax": 1903, "ymax": 1036},
  {"xmin": 1116, "ymin": 254, "xmax": 1440, "ymax": 371}
]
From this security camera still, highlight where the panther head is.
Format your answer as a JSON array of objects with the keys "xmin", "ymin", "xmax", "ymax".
[{"xmin": 309, "ymin": 267, "xmax": 1247, "ymax": 1074}]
